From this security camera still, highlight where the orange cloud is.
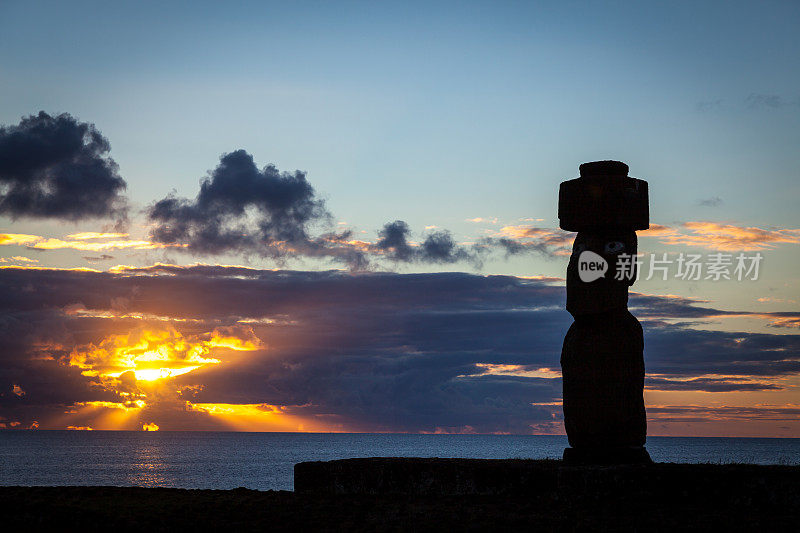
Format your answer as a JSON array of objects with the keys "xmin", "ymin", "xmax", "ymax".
[
  {"xmin": 492, "ymin": 225, "xmax": 574, "ymax": 255},
  {"xmin": 64, "ymin": 232, "xmax": 130, "ymax": 240},
  {"xmin": 645, "ymin": 404, "xmax": 800, "ymax": 437},
  {"xmin": 38, "ymin": 326, "xmax": 266, "ymax": 430},
  {"xmin": 0, "ymin": 233, "xmax": 40, "ymax": 246},
  {"xmin": 0, "ymin": 265, "xmax": 99, "ymax": 272},
  {"xmin": 643, "ymin": 222, "xmax": 800, "ymax": 251},
  {"xmin": 469, "ymin": 363, "xmax": 561, "ymax": 379},
  {"xmin": 639, "ymin": 223, "xmax": 679, "ymax": 237},
  {"xmin": 186, "ymin": 403, "xmax": 340, "ymax": 432},
  {"xmin": 756, "ymin": 297, "xmax": 797, "ymax": 304},
  {"xmin": 108, "ymin": 262, "xmax": 269, "ymax": 276},
  {"xmin": 31, "ymin": 238, "xmax": 174, "ymax": 252},
  {"xmin": 0, "ymin": 232, "xmax": 182, "ymax": 252},
  {"xmin": 0, "ymin": 256, "xmax": 38, "ymax": 263},
  {"xmin": 68, "ymin": 326, "xmax": 261, "ymax": 382},
  {"xmin": 766, "ymin": 316, "xmax": 800, "ymax": 328},
  {"xmin": 648, "ymin": 404, "xmax": 800, "ymax": 421}
]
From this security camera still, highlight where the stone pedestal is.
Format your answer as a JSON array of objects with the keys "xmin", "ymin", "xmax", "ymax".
[{"xmin": 562, "ymin": 446, "xmax": 652, "ymax": 465}]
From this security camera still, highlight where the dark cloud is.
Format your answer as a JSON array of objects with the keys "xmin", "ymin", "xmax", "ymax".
[
  {"xmin": 148, "ymin": 149, "xmax": 325, "ymax": 251},
  {"xmin": 420, "ymin": 230, "xmax": 475, "ymax": 263},
  {"xmin": 645, "ymin": 377, "xmax": 782, "ymax": 392},
  {"xmin": 82, "ymin": 254, "xmax": 114, "ymax": 262},
  {"xmin": 745, "ymin": 93, "xmax": 799, "ymax": 109},
  {"xmin": 698, "ymin": 196, "xmax": 723, "ymax": 207},
  {"xmin": 480, "ymin": 227, "xmax": 574, "ymax": 258},
  {"xmin": 148, "ymin": 149, "xmax": 367, "ymax": 267},
  {"xmin": 375, "ymin": 220, "xmax": 482, "ymax": 265},
  {"xmin": 0, "ymin": 309, "xmax": 124, "ymax": 410},
  {"xmin": 145, "ymin": 151, "xmax": 495, "ymax": 268},
  {"xmin": 695, "ymin": 99, "xmax": 723, "ymax": 112},
  {"xmin": 648, "ymin": 405, "xmax": 800, "ymax": 422},
  {"xmin": 0, "ymin": 266, "xmax": 566, "ymax": 431},
  {"xmin": 0, "ymin": 266, "xmax": 798, "ymax": 432},
  {"xmin": 486, "ymin": 236, "xmax": 562, "ymax": 258},
  {"xmin": 0, "ymin": 111, "xmax": 127, "ymax": 222},
  {"xmin": 143, "ymin": 148, "xmax": 553, "ymax": 269},
  {"xmin": 376, "ymin": 220, "xmax": 414, "ymax": 261}
]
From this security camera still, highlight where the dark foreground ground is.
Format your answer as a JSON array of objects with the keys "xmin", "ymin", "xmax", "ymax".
[{"xmin": 2, "ymin": 460, "xmax": 799, "ymax": 532}]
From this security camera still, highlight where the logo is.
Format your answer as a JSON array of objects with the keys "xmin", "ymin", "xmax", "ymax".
[{"xmin": 577, "ymin": 250, "xmax": 608, "ymax": 282}]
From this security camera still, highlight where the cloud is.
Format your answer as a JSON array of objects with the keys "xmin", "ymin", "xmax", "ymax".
[
  {"xmin": 695, "ymin": 99, "xmax": 723, "ymax": 112},
  {"xmin": 82, "ymin": 254, "xmax": 115, "ymax": 263},
  {"xmin": 645, "ymin": 376, "xmax": 782, "ymax": 392},
  {"xmin": 698, "ymin": 196, "xmax": 723, "ymax": 207},
  {"xmin": 0, "ymin": 265, "xmax": 566, "ymax": 431},
  {"xmin": 638, "ymin": 224, "xmax": 679, "ymax": 238},
  {"xmin": 648, "ymin": 405, "xmax": 800, "ymax": 422},
  {"xmin": 142, "ymin": 148, "xmax": 550, "ymax": 269},
  {"xmin": 146, "ymin": 149, "xmax": 370, "ymax": 268},
  {"xmin": 0, "ymin": 256, "xmax": 38, "ymax": 264},
  {"xmin": 420, "ymin": 230, "xmax": 475, "ymax": 263},
  {"xmin": 0, "ymin": 265, "xmax": 799, "ymax": 434},
  {"xmin": 630, "ymin": 292, "xmax": 800, "ymax": 330},
  {"xmin": 67, "ymin": 325, "xmax": 260, "ymax": 381},
  {"xmin": 374, "ymin": 220, "xmax": 483, "ymax": 265},
  {"xmin": 745, "ymin": 93, "xmax": 799, "ymax": 109},
  {"xmin": 375, "ymin": 220, "xmax": 414, "ymax": 261},
  {"xmin": 0, "ymin": 232, "xmax": 176, "ymax": 252},
  {"xmin": 0, "ymin": 111, "xmax": 127, "ymax": 222},
  {"xmin": 756, "ymin": 297, "xmax": 796, "ymax": 304},
  {"xmin": 483, "ymin": 225, "xmax": 574, "ymax": 257},
  {"xmin": 642, "ymin": 222, "xmax": 800, "ymax": 251},
  {"xmin": 0, "ymin": 234, "xmax": 39, "ymax": 246},
  {"xmin": 696, "ymin": 94, "xmax": 799, "ymax": 112}
]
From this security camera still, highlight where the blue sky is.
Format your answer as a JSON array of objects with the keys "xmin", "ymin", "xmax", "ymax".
[
  {"xmin": 3, "ymin": 0, "xmax": 798, "ymax": 303},
  {"xmin": 1, "ymin": 1, "xmax": 799, "ymax": 435},
  {"xmin": 2, "ymin": 1, "xmax": 798, "ymax": 223}
]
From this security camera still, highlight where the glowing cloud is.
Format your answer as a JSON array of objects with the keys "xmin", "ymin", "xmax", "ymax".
[
  {"xmin": 0, "ymin": 232, "xmax": 181, "ymax": 252},
  {"xmin": 68, "ymin": 326, "xmax": 261, "ymax": 382},
  {"xmin": 489, "ymin": 225, "xmax": 574, "ymax": 256},
  {"xmin": 643, "ymin": 222, "xmax": 800, "ymax": 251},
  {"xmin": 186, "ymin": 403, "xmax": 337, "ymax": 432}
]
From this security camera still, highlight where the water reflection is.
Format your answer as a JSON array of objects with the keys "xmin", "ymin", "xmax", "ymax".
[{"xmin": 125, "ymin": 434, "xmax": 174, "ymax": 487}]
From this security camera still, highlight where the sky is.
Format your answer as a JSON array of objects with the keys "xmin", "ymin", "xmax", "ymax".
[{"xmin": 0, "ymin": 0, "xmax": 798, "ymax": 436}]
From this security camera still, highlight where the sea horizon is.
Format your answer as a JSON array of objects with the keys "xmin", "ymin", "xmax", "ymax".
[
  {"xmin": 2, "ymin": 431, "xmax": 798, "ymax": 491},
  {"xmin": 3, "ymin": 428, "xmax": 799, "ymax": 438}
]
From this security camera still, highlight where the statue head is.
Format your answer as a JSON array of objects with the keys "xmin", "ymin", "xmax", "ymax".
[{"xmin": 566, "ymin": 230, "xmax": 637, "ymax": 316}]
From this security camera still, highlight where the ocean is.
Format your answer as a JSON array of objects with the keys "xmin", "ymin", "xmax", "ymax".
[{"xmin": 1, "ymin": 431, "xmax": 798, "ymax": 491}]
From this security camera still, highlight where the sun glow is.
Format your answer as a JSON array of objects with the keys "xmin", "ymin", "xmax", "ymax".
[
  {"xmin": 116, "ymin": 365, "xmax": 200, "ymax": 381},
  {"xmin": 187, "ymin": 402, "xmax": 339, "ymax": 432},
  {"xmin": 68, "ymin": 326, "xmax": 260, "ymax": 382},
  {"xmin": 54, "ymin": 326, "xmax": 264, "ymax": 429}
]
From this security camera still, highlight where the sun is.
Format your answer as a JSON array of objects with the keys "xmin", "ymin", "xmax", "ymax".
[
  {"xmin": 106, "ymin": 348, "xmax": 210, "ymax": 382},
  {"xmin": 123, "ymin": 366, "xmax": 200, "ymax": 382}
]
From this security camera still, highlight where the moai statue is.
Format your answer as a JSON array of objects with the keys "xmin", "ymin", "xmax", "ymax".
[{"xmin": 558, "ymin": 160, "xmax": 652, "ymax": 464}]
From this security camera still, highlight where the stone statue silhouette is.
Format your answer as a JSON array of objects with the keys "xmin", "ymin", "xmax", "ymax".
[{"xmin": 558, "ymin": 160, "xmax": 652, "ymax": 464}]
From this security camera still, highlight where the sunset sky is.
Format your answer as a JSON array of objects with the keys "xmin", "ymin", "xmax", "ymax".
[{"xmin": 1, "ymin": 1, "xmax": 798, "ymax": 436}]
